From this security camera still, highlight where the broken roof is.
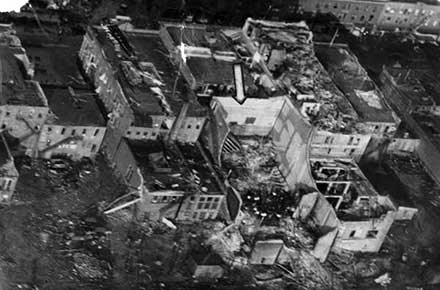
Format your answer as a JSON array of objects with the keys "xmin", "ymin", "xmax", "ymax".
[
  {"xmin": 310, "ymin": 158, "xmax": 395, "ymax": 221},
  {"xmin": 315, "ymin": 45, "xmax": 395, "ymax": 124},
  {"xmin": 235, "ymin": 19, "xmax": 363, "ymax": 133},
  {"xmin": 92, "ymin": 26, "xmax": 206, "ymax": 126},
  {"xmin": 128, "ymin": 140, "xmax": 222, "ymax": 195},
  {"xmin": 44, "ymin": 87, "xmax": 106, "ymax": 126}
]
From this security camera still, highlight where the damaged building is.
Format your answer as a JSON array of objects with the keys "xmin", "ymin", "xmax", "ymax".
[
  {"xmin": 36, "ymin": 87, "xmax": 107, "ymax": 159},
  {"xmin": 128, "ymin": 140, "xmax": 234, "ymax": 222},
  {"xmin": 0, "ymin": 42, "xmax": 49, "ymax": 156},
  {"xmin": 380, "ymin": 65, "xmax": 440, "ymax": 185},
  {"xmin": 78, "ymin": 24, "xmax": 208, "ymax": 163},
  {"xmin": 157, "ymin": 18, "xmax": 415, "ymax": 256},
  {"xmin": 307, "ymin": 158, "xmax": 400, "ymax": 254}
]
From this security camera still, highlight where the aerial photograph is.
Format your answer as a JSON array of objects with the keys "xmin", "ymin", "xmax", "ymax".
[{"xmin": 0, "ymin": 0, "xmax": 439, "ymax": 289}]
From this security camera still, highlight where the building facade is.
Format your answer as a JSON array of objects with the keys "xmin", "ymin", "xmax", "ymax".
[{"xmin": 299, "ymin": 0, "xmax": 440, "ymax": 35}]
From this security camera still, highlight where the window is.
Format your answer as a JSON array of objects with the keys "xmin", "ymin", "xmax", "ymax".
[
  {"xmin": 245, "ymin": 117, "xmax": 256, "ymax": 124},
  {"xmin": 349, "ymin": 230, "xmax": 356, "ymax": 238},
  {"xmin": 61, "ymin": 128, "xmax": 66, "ymax": 135},
  {"xmin": 71, "ymin": 129, "xmax": 76, "ymax": 136},
  {"xmin": 127, "ymin": 131, "xmax": 131, "ymax": 135},
  {"xmin": 82, "ymin": 129, "xmax": 87, "ymax": 135},
  {"xmin": 360, "ymin": 15, "xmax": 365, "ymax": 21},
  {"xmin": 327, "ymin": 148, "xmax": 332, "ymax": 154},
  {"xmin": 369, "ymin": 15, "xmax": 374, "ymax": 21},
  {"xmin": 143, "ymin": 132, "xmax": 148, "ymax": 137},
  {"xmin": 38, "ymin": 113, "xmax": 42, "ymax": 118},
  {"xmin": 136, "ymin": 131, "xmax": 140, "ymax": 135},
  {"xmin": 349, "ymin": 148, "xmax": 356, "ymax": 156},
  {"xmin": 187, "ymin": 124, "xmax": 192, "ymax": 129},
  {"xmin": 47, "ymin": 127, "xmax": 52, "ymax": 132},
  {"xmin": 366, "ymin": 230, "xmax": 378, "ymax": 238},
  {"xmin": 348, "ymin": 136, "xmax": 354, "ymax": 145},
  {"xmin": 196, "ymin": 124, "xmax": 200, "ymax": 130},
  {"xmin": 152, "ymin": 196, "xmax": 159, "ymax": 203},
  {"xmin": 94, "ymin": 129, "xmax": 100, "ymax": 136},
  {"xmin": 198, "ymin": 212, "xmax": 207, "ymax": 220},
  {"xmin": 5, "ymin": 112, "xmax": 10, "ymax": 117},
  {"xmin": 1, "ymin": 125, "xmax": 5, "ymax": 129},
  {"xmin": 91, "ymin": 144, "xmax": 97, "ymax": 153},
  {"xmin": 6, "ymin": 180, "xmax": 11, "ymax": 190},
  {"xmin": 325, "ymin": 136, "xmax": 332, "ymax": 144}
]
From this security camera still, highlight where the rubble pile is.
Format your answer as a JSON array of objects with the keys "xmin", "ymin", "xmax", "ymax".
[
  {"xmin": 237, "ymin": 20, "xmax": 358, "ymax": 132},
  {"xmin": 222, "ymin": 137, "xmax": 298, "ymax": 221}
]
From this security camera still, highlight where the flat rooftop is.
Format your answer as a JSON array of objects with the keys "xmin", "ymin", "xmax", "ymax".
[
  {"xmin": 94, "ymin": 26, "xmax": 206, "ymax": 126},
  {"xmin": 22, "ymin": 41, "xmax": 87, "ymax": 88},
  {"xmin": 44, "ymin": 87, "xmax": 106, "ymax": 126},
  {"xmin": 164, "ymin": 23, "xmax": 232, "ymax": 51},
  {"xmin": 315, "ymin": 45, "xmax": 395, "ymax": 124},
  {"xmin": 129, "ymin": 140, "xmax": 222, "ymax": 195}
]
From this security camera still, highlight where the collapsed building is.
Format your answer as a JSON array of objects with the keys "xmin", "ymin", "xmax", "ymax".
[
  {"xmin": 130, "ymin": 140, "xmax": 232, "ymax": 222},
  {"xmin": 158, "ymin": 17, "xmax": 414, "ymax": 256},
  {"xmin": 306, "ymin": 158, "xmax": 404, "ymax": 255},
  {"xmin": 76, "ymin": 23, "xmax": 243, "ymax": 223}
]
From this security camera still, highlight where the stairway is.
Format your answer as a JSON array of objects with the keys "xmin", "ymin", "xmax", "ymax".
[{"xmin": 221, "ymin": 133, "xmax": 242, "ymax": 155}]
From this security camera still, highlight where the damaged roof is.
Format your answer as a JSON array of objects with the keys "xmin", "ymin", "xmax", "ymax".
[
  {"xmin": 310, "ymin": 158, "xmax": 395, "ymax": 221},
  {"xmin": 128, "ymin": 140, "xmax": 222, "ymax": 195},
  {"xmin": 235, "ymin": 19, "xmax": 363, "ymax": 133},
  {"xmin": 315, "ymin": 45, "xmax": 395, "ymax": 124},
  {"xmin": 92, "ymin": 26, "xmax": 206, "ymax": 127}
]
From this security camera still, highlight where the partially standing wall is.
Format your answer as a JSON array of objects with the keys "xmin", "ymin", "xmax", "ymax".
[{"xmin": 270, "ymin": 97, "xmax": 316, "ymax": 191}]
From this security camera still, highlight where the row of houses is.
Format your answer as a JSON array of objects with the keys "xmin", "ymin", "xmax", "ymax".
[
  {"xmin": 0, "ymin": 22, "xmax": 239, "ymax": 225},
  {"xmin": 299, "ymin": 0, "xmax": 440, "ymax": 35},
  {"xmin": 0, "ymin": 17, "xmax": 417, "ymax": 257}
]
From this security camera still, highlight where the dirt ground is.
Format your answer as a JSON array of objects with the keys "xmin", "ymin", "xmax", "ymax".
[
  {"xmin": 0, "ymin": 156, "xmax": 264, "ymax": 290},
  {"xmin": 0, "ymin": 155, "xmax": 127, "ymax": 290}
]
